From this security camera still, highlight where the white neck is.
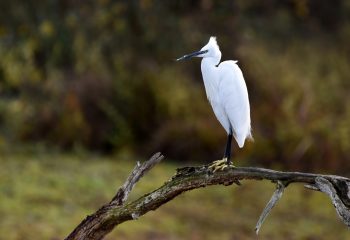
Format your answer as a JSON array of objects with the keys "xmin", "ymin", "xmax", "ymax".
[{"xmin": 201, "ymin": 58, "xmax": 220, "ymax": 102}]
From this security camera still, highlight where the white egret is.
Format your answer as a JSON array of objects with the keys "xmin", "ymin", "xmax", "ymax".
[{"xmin": 177, "ymin": 37, "xmax": 252, "ymax": 170}]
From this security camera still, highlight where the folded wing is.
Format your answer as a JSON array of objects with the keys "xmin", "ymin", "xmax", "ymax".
[{"xmin": 218, "ymin": 60, "xmax": 252, "ymax": 148}]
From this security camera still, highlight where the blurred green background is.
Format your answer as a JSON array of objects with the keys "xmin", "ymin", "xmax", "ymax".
[{"xmin": 1, "ymin": 0, "xmax": 350, "ymax": 239}]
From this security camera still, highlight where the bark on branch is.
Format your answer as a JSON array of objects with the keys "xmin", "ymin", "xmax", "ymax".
[{"xmin": 66, "ymin": 153, "xmax": 350, "ymax": 240}]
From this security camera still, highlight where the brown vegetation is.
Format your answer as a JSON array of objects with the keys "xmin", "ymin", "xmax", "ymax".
[{"xmin": 1, "ymin": 1, "xmax": 350, "ymax": 171}]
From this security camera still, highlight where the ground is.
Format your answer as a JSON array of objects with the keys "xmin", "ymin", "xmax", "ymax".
[{"xmin": 0, "ymin": 153, "xmax": 349, "ymax": 240}]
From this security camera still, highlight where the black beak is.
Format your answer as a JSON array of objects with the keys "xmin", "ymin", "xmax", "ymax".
[{"xmin": 176, "ymin": 50, "xmax": 208, "ymax": 61}]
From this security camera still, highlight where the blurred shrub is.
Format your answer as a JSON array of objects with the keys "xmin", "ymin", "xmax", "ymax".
[
  {"xmin": 0, "ymin": 0, "xmax": 350, "ymax": 171},
  {"xmin": 239, "ymin": 37, "xmax": 350, "ymax": 171}
]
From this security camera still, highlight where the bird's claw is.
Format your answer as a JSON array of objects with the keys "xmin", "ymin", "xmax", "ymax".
[{"xmin": 208, "ymin": 158, "xmax": 235, "ymax": 172}]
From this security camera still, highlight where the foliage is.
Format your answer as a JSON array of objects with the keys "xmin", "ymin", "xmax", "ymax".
[{"xmin": 0, "ymin": 1, "xmax": 350, "ymax": 170}]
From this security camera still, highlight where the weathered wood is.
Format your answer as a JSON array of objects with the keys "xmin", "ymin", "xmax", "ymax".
[
  {"xmin": 110, "ymin": 152, "xmax": 164, "ymax": 205},
  {"xmin": 314, "ymin": 177, "xmax": 350, "ymax": 226},
  {"xmin": 255, "ymin": 180, "xmax": 285, "ymax": 235},
  {"xmin": 66, "ymin": 154, "xmax": 350, "ymax": 240},
  {"xmin": 65, "ymin": 152, "xmax": 164, "ymax": 240}
]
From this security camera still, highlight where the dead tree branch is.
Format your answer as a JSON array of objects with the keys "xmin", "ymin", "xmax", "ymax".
[
  {"xmin": 255, "ymin": 180, "xmax": 285, "ymax": 234},
  {"xmin": 66, "ymin": 153, "xmax": 350, "ymax": 240}
]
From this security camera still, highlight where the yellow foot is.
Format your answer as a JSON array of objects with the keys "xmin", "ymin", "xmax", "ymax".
[{"xmin": 208, "ymin": 158, "xmax": 235, "ymax": 172}]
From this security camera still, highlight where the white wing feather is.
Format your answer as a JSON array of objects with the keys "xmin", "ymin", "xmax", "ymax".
[{"xmin": 218, "ymin": 60, "xmax": 252, "ymax": 148}]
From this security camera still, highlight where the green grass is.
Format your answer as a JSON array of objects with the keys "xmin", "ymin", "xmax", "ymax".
[{"xmin": 0, "ymin": 153, "xmax": 349, "ymax": 240}]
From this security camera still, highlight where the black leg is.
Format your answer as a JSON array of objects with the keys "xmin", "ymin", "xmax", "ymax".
[{"xmin": 224, "ymin": 133, "xmax": 233, "ymax": 165}]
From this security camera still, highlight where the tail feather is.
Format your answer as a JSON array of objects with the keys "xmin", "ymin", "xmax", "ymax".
[{"xmin": 235, "ymin": 127, "xmax": 253, "ymax": 148}]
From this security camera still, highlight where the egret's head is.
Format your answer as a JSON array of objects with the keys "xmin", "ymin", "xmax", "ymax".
[
  {"xmin": 176, "ymin": 36, "xmax": 221, "ymax": 64},
  {"xmin": 200, "ymin": 37, "xmax": 221, "ymax": 59}
]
